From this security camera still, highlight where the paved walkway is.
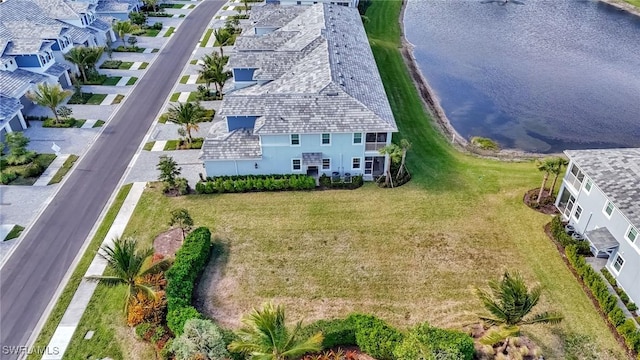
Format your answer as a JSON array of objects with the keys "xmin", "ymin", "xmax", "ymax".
[
  {"xmin": 115, "ymin": 76, "xmax": 132, "ymax": 86},
  {"xmin": 81, "ymin": 119, "xmax": 97, "ymax": 128},
  {"xmin": 100, "ymin": 94, "xmax": 117, "ymax": 105},
  {"xmin": 42, "ymin": 182, "xmax": 147, "ymax": 360},
  {"xmin": 185, "ymin": 74, "xmax": 199, "ymax": 84},
  {"xmin": 129, "ymin": 61, "xmax": 144, "ymax": 70},
  {"xmin": 150, "ymin": 140, "xmax": 166, "ymax": 151},
  {"xmin": 33, "ymin": 154, "xmax": 71, "ymax": 187},
  {"xmin": 177, "ymin": 91, "xmax": 191, "ymax": 102}
]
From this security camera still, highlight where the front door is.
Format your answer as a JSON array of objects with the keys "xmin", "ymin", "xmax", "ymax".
[{"xmin": 306, "ymin": 166, "xmax": 319, "ymax": 177}]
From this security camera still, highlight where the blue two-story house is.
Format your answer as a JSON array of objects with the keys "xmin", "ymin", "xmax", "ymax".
[
  {"xmin": 200, "ymin": 4, "xmax": 397, "ymax": 181},
  {"xmin": 555, "ymin": 148, "xmax": 640, "ymax": 306}
]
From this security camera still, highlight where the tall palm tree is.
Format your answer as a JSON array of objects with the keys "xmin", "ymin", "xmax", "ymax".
[
  {"xmin": 113, "ymin": 20, "xmax": 137, "ymax": 45},
  {"xmin": 167, "ymin": 102, "xmax": 205, "ymax": 144},
  {"xmin": 548, "ymin": 157, "xmax": 569, "ymax": 196},
  {"xmin": 476, "ymin": 271, "xmax": 563, "ymax": 351},
  {"xmin": 83, "ymin": 46, "xmax": 104, "ymax": 77},
  {"xmin": 228, "ymin": 303, "xmax": 323, "ymax": 360},
  {"xmin": 536, "ymin": 157, "xmax": 554, "ymax": 204},
  {"xmin": 27, "ymin": 83, "xmax": 72, "ymax": 124},
  {"xmin": 199, "ymin": 53, "xmax": 230, "ymax": 98},
  {"xmin": 379, "ymin": 143, "xmax": 402, "ymax": 187},
  {"xmin": 86, "ymin": 236, "xmax": 170, "ymax": 313},
  {"xmin": 396, "ymin": 138, "xmax": 412, "ymax": 179},
  {"xmin": 64, "ymin": 46, "xmax": 89, "ymax": 83},
  {"xmin": 214, "ymin": 29, "xmax": 231, "ymax": 57}
]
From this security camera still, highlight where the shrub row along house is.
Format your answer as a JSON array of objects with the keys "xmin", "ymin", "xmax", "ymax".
[
  {"xmin": 555, "ymin": 148, "xmax": 640, "ymax": 306},
  {"xmin": 0, "ymin": 0, "xmax": 138, "ymax": 139},
  {"xmin": 200, "ymin": 3, "xmax": 397, "ymax": 182}
]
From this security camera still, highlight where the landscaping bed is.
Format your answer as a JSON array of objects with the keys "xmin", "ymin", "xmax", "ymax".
[
  {"xmin": 48, "ymin": 154, "xmax": 79, "ymax": 185},
  {"xmin": 524, "ymin": 188, "xmax": 559, "ymax": 215},
  {"xmin": 42, "ymin": 118, "xmax": 85, "ymax": 128},
  {"xmin": 112, "ymin": 46, "xmax": 145, "ymax": 53},
  {"xmin": 67, "ymin": 92, "xmax": 94, "ymax": 104},
  {"xmin": 1, "ymin": 153, "xmax": 56, "ymax": 185},
  {"xmin": 4, "ymin": 225, "xmax": 25, "ymax": 241},
  {"xmin": 163, "ymin": 138, "xmax": 203, "ymax": 150}
]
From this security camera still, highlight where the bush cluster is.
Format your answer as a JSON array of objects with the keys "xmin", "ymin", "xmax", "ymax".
[
  {"xmin": 348, "ymin": 314, "xmax": 404, "ymax": 360},
  {"xmin": 394, "ymin": 322, "xmax": 474, "ymax": 360},
  {"xmin": 602, "ymin": 268, "xmax": 638, "ymax": 313},
  {"xmin": 0, "ymin": 171, "xmax": 17, "ymax": 185},
  {"xmin": 299, "ymin": 318, "xmax": 357, "ymax": 349},
  {"xmin": 165, "ymin": 227, "xmax": 212, "ymax": 335},
  {"xmin": 319, "ymin": 174, "xmax": 364, "ymax": 190},
  {"xmin": 195, "ymin": 174, "xmax": 316, "ymax": 194},
  {"xmin": 550, "ymin": 216, "xmax": 591, "ymax": 255},
  {"xmin": 67, "ymin": 92, "xmax": 93, "ymax": 104},
  {"xmin": 100, "ymin": 60, "xmax": 123, "ymax": 69},
  {"xmin": 43, "ymin": 118, "xmax": 78, "ymax": 128},
  {"xmin": 113, "ymin": 46, "xmax": 141, "ymax": 52},
  {"xmin": 566, "ymin": 245, "xmax": 640, "ymax": 354}
]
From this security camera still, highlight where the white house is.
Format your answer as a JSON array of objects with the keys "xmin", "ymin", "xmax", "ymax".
[
  {"xmin": 200, "ymin": 4, "xmax": 397, "ymax": 181},
  {"xmin": 555, "ymin": 148, "xmax": 640, "ymax": 306}
]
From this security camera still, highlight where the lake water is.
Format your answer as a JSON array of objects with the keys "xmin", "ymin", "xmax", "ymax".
[{"xmin": 404, "ymin": 0, "xmax": 640, "ymax": 153}]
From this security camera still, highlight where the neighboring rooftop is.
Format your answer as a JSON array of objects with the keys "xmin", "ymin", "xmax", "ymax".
[
  {"xmin": 0, "ymin": 68, "xmax": 49, "ymax": 98},
  {"xmin": 566, "ymin": 148, "xmax": 640, "ymax": 227},
  {"xmin": 200, "ymin": 123, "xmax": 262, "ymax": 160},
  {"xmin": 0, "ymin": 95, "xmax": 23, "ymax": 121}
]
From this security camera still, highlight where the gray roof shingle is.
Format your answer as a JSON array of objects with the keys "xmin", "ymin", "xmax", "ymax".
[
  {"xmin": 566, "ymin": 148, "xmax": 640, "ymax": 227},
  {"xmin": 0, "ymin": 68, "xmax": 49, "ymax": 98},
  {"xmin": 200, "ymin": 125, "xmax": 262, "ymax": 160},
  {"xmin": 0, "ymin": 95, "xmax": 23, "ymax": 121}
]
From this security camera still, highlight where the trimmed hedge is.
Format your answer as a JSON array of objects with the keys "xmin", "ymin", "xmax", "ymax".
[
  {"xmin": 319, "ymin": 174, "xmax": 364, "ymax": 189},
  {"xmin": 394, "ymin": 322, "xmax": 474, "ymax": 360},
  {"xmin": 550, "ymin": 216, "xmax": 591, "ymax": 255},
  {"xmin": 195, "ymin": 174, "xmax": 316, "ymax": 194},
  {"xmin": 348, "ymin": 314, "xmax": 403, "ymax": 360},
  {"xmin": 299, "ymin": 318, "xmax": 357, "ymax": 349},
  {"xmin": 602, "ymin": 268, "xmax": 639, "ymax": 314},
  {"xmin": 165, "ymin": 227, "xmax": 212, "ymax": 335},
  {"xmin": 566, "ymin": 245, "xmax": 640, "ymax": 354}
]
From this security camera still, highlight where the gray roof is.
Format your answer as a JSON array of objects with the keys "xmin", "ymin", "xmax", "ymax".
[
  {"xmin": 96, "ymin": 0, "xmax": 132, "ymax": 12},
  {"xmin": 45, "ymin": 62, "xmax": 70, "ymax": 77},
  {"xmin": 566, "ymin": 148, "xmax": 640, "ymax": 227},
  {"xmin": 585, "ymin": 227, "xmax": 619, "ymax": 252},
  {"xmin": 65, "ymin": 25, "xmax": 93, "ymax": 44},
  {"xmin": 0, "ymin": 68, "xmax": 49, "ymax": 98},
  {"xmin": 27, "ymin": 0, "xmax": 82, "ymax": 20},
  {"xmin": 302, "ymin": 152, "xmax": 322, "ymax": 165},
  {"xmin": 200, "ymin": 126, "xmax": 262, "ymax": 160},
  {"xmin": 250, "ymin": 4, "xmax": 308, "ymax": 28},
  {"xmin": 89, "ymin": 18, "xmax": 111, "ymax": 31},
  {"xmin": 0, "ymin": 95, "xmax": 23, "ymax": 121}
]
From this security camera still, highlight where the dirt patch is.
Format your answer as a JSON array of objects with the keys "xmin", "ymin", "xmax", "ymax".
[
  {"xmin": 468, "ymin": 323, "xmax": 541, "ymax": 359},
  {"xmin": 153, "ymin": 228, "xmax": 183, "ymax": 258},
  {"xmin": 523, "ymin": 188, "xmax": 559, "ymax": 215}
]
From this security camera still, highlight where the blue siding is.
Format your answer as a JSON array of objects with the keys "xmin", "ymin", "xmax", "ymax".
[
  {"xmin": 14, "ymin": 55, "xmax": 41, "ymax": 67},
  {"xmin": 233, "ymin": 68, "xmax": 256, "ymax": 82},
  {"xmin": 227, "ymin": 116, "xmax": 257, "ymax": 131}
]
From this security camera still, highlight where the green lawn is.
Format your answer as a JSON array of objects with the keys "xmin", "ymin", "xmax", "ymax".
[
  {"xmin": 625, "ymin": 0, "xmax": 640, "ymax": 7},
  {"xmin": 48, "ymin": 155, "xmax": 79, "ymax": 185},
  {"xmin": 179, "ymin": 75, "xmax": 205, "ymax": 84},
  {"xmin": 143, "ymin": 141, "xmax": 155, "ymax": 151},
  {"xmin": 4, "ymin": 225, "xmax": 24, "ymax": 241},
  {"xmin": 93, "ymin": 120, "xmax": 106, "ymax": 128},
  {"xmin": 112, "ymin": 94, "xmax": 125, "ymax": 104},
  {"xmin": 126, "ymin": 77, "xmax": 138, "ymax": 85},
  {"xmin": 143, "ymin": 29, "xmax": 160, "ymax": 37},
  {"xmin": 101, "ymin": 77, "xmax": 122, "ymax": 86},
  {"xmin": 164, "ymin": 26, "xmax": 175, "ymax": 37},
  {"xmin": 160, "ymin": 3, "xmax": 183, "ymax": 8},
  {"xmin": 169, "ymin": 92, "xmax": 199, "ymax": 102},
  {"xmin": 86, "ymin": 94, "xmax": 108, "ymax": 105},
  {"xmin": 200, "ymin": 28, "xmax": 213, "ymax": 47},
  {"xmin": 139, "ymin": 62, "xmax": 149, "ymax": 69},
  {"xmin": 118, "ymin": 62, "xmax": 134, "ymax": 70},
  {"xmin": 189, "ymin": 59, "xmax": 198, "ymax": 65},
  {"xmin": 26, "ymin": 185, "xmax": 136, "ymax": 360},
  {"xmin": 2, "ymin": 153, "xmax": 56, "ymax": 185}
]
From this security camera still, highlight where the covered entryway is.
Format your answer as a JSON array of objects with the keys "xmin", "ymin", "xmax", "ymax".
[
  {"xmin": 302, "ymin": 152, "xmax": 323, "ymax": 184},
  {"xmin": 585, "ymin": 227, "xmax": 619, "ymax": 258}
]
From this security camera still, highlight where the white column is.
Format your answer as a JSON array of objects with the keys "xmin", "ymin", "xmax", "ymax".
[{"xmin": 17, "ymin": 111, "xmax": 27, "ymax": 130}]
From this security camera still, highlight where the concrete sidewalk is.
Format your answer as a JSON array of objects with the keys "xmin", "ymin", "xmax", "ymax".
[
  {"xmin": 42, "ymin": 182, "xmax": 147, "ymax": 360},
  {"xmin": 33, "ymin": 154, "xmax": 70, "ymax": 187}
]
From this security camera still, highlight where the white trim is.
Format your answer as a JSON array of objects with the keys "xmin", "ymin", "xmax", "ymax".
[
  {"xmin": 290, "ymin": 134, "xmax": 300, "ymax": 146},
  {"xmin": 572, "ymin": 204, "xmax": 583, "ymax": 222},
  {"xmin": 291, "ymin": 158, "xmax": 302, "ymax": 171},
  {"xmin": 611, "ymin": 253, "xmax": 625, "ymax": 274},
  {"xmin": 603, "ymin": 201, "xmax": 615, "ymax": 219},
  {"xmin": 322, "ymin": 158, "xmax": 331, "ymax": 170},
  {"xmin": 353, "ymin": 132, "xmax": 362, "ymax": 144},
  {"xmin": 321, "ymin": 133, "xmax": 331, "ymax": 146},
  {"xmin": 583, "ymin": 178, "xmax": 593, "ymax": 194},
  {"xmin": 625, "ymin": 225, "xmax": 638, "ymax": 244},
  {"xmin": 352, "ymin": 157, "xmax": 361, "ymax": 170}
]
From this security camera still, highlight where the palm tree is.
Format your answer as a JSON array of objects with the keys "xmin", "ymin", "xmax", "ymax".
[
  {"xmin": 64, "ymin": 46, "xmax": 89, "ymax": 83},
  {"xmin": 476, "ymin": 271, "xmax": 563, "ymax": 352},
  {"xmin": 167, "ymin": 102, "xmax": 205, "ymax": 144},
  {"xmin": 113, "ymin": 20, "xmax": 137, "ymax": 45},
  {"xmin": 379, "ymin": 143, "xmax": 402, "ymax": 187},
  {"xmin": 536, "ymin": 157, "xmax": 554, "ymax": 204},
  {"xmin": 548, "ymin": 157, "xmax": 569, "ymax": 197},
  {"xmin": 396, "ymin": 138, "xmax": 412, "ymax": 179},
  {"xmin": 199, "ymin": 53, "xmax": 230, "ymax": 98},
  {"xmin": 83, "ymin": 46, "xmax": 104, "ymax": 77},
  {"xmin": 143, "ymin": 0, "xmax": 158, "ymax": 11},
  {"xmin": 86, "ymin": 236, "xmax": 170, "ymax": 313},
  {"xmin": 213, "ymin": 29, "xmax": 231, "ymax": 57},
  {"xmin": 228, "ymin": 303, "xmax": 323, "ymax": 360},
  {"xmin": 27, "ymin": 83, "xmax": 72, "ymax": 124}
]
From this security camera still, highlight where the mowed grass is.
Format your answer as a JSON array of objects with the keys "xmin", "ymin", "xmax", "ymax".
[{"xmin": 625, "ymin": 0, "xmax": 640, "ymax": 8}]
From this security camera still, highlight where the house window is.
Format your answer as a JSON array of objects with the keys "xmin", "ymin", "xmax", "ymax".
[
  {"xmin": 292, "ymin": 159, "xmax": 301, "ymax": 171},
  {"xmin": 353, "ymin": 133, "xmax": 362, "ymax": 144},
  {"xmin": 584, "ymin": 178, "xmax": 593, "ymax": 193},
  {"xmin": 626, "ymin": 226, "xmax": 638, "ymax": 243},
  {"xmin": 290, "ymin": 134, "xmax": 300, "ymax": 146},
  {"xmin": 321, "ymin": 133, "xmax": 330, "ymax": 145},
  {"xmin": 612, "ymin": 254, "xmax": 624, "ymax": 273},
  {"xmin": 604, "ymin": 201, "xmax": 614, "ymax": 218},
  {"xmin": 297, "ymin": 0, "xmax": 301, "ymax": 4},
  {"xmin": 573, "ymin": 205, "xmax": 582, "ymax": 221},
  {"xmin": 322, "ymin": 158, "xmax": 331, "ymax": 170},
  {"xmin": 352, "ymin": 158, "xmax": 361, "ymax": 169}
]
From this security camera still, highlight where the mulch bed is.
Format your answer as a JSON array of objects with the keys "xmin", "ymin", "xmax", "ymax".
[
  {"xmin": 153, "ymin": 228, "xmax": 184, "ymax": 258},
  {"xmin": 523, "ymin": 188, "xmax": 559, "ymax": 215}
]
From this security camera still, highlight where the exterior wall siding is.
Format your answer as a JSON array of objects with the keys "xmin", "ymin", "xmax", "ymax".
[{"xmin": 556, "ymin": 160, "xmax": 640, "ymax": 306}]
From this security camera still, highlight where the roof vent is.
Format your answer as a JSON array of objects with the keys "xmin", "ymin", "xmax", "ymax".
[
  {"xmin": 339, "ymin": 79, "xmax": 344, "ymax": 86},
  {"xmin": 338, "ymin": 72, "xmax": 343, "ymax": 78},
  {"xmin": 326, "ymin": 92, "xmax": 339, "ymax": 96}
]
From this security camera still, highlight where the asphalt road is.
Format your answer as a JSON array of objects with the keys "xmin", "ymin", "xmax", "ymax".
[{"xmin": 0, "ymin": 1, "xmax": 224, "ymax": 358}]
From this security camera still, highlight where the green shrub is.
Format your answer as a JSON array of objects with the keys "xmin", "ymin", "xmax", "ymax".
[
  {"xmin": 166, "ymin": 227, "xmax": 212, "ymax": 334},
  {"xmin": 299, "ymin": 318, "xmax": 357, "ymax": 349},
  {"xmin": 628, "ymin": 303, "xmax": 638, "ymax": 312},
  {"xmin": 100, "ymin": 60, "xmax": 123, "ymax": 69},
  {"xmin": 318, "ymin": 174, "xmax": 364, "ymax": 189},
  {"xmin": 160, "ymin": 338, "xmax": 174, "ymax": 360},
  {"xmin": 550, "ymin": 216, "xmax": 591, "ymax": 255},
  {"xmin": 152, "ymin": 22, "xmax": 163, "ymax": 30},
  {"xmin": 470, "ymin": 136, "xmax": 499, "ymax": 151},
  {"xmin": 22, "ymin": 160, "xmax": 44, "ymax": 178},
  {"xmin": 151, "ymin": 326, "xmax": 166, "ymax": 344},
  {"xmin": 220, "ymin": 328, "xmax": 245, "ymax": 360},
  {"xmin": 601, "ymin": 268, "xmax": 616, "ymax": 286},
  {"xmin": 608, "ymin": 307, "xmax": 626, "ymax": 327},
  {"xmin": 348, "ymin": 314, "xmax": 403, "ymax": 360},
  {"xmin": 195, "ymin": 174, "xmax": 316, "ymax": 194},
  {"xmin": 0, "ymin": 171, "xmax": 18, "ymax": 185},
  {"xmin": 135, "ymin": 323, "xmax": 152, "ymax": 339},
  {"xmin": 171, "ymin": 319, "xmax": 230, "ymax": 360},
  {"xmin": 43, "ymin": 118, "xmax": 77, "ymax": 128},
  {"xmin": 394, "ymin": 323, "xmax": 474, "ymax": 360}
]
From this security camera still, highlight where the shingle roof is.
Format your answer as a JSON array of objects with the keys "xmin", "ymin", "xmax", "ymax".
[
  {"xmin": 89, "ymin": 18, "xmax": 111, "ymax": 31},
  {"xmin": 566, "ymin": 148, "xmax": 640, "ymax": 227},
  {"xmin": 96, "ymin": 0, "xmax": 132, "ymax": 12},
  {"xmin": 200, "ymin": 124, "xmax": 262, "ymax": 160},
  {"xmin": 45, "ymin": 62, "xmax": 70, "ymax": 77},
  {"xmin": 0, "ymin": 68, "xmax": 49, "ymax": 98},
  {"xmin": 65, "ymin": 25, "xmax": 93, "ymax": 44},
  {"xmin": 585, "ymin": 227, "xmax": 620, "ymax": 252},
  {"xmin": 28, "ymin": 0, "xmax": 81, "ymax": 20},
  {"xmin": 250, "ymin": 4, "xmax": 308, "ymax": 28},
  {"xmin": 0, "ymin": 95, "xmax": 23, "ymax": 121}
]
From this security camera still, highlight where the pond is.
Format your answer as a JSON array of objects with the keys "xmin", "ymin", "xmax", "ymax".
[{"xmin": 404, "ymin": 0, "xmax": 640, "ymax": 153}]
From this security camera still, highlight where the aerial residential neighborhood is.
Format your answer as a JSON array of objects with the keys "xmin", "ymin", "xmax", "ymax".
[{"xmin": 0, "ymin": 0, "xmax": 639, "ymax": 359}]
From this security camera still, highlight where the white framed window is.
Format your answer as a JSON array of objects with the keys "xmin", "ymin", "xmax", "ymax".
[
  {"xmin": 612, "ymin": 254, "xmax": 624, "ymax": 273},
  {"xmin": 290, "ymin": 134, "xmax": 300, "ymax": 146},
  {"xmin": 353, "ymin": 133, "xmax": 362, "ymax": 144},
  {"xmin": 322, "ymin": 158, "xmax": 331, "ymax": 170},
  {"xmin": 321, "ymin": 133, "xmax": 331, "ymax": 145},
  {"xmin": 352, "ymin": 157, "xmax": 361, "ymax": 169},
  {"xmin": 603, "ymin": 201, "xmax": 615, "ymax": 218},
  {"xmin": 584, "ymin": 178, "xmax": 593, "ymax": 193},
  {"xmin": 292, "ymin": 159, "xmax": 301, "ymax": 171},
  {"xmin": 626, "ymin": 226, "xmax": 638, "ymax": 243},
  {"xmin": 573, "ymin": 205, "xmax": 583, "ymax": 221}
]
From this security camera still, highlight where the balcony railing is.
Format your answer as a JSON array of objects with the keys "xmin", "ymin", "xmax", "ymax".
[{"xmin": 365, "ymin": 142, "xmax": 386, "ymax": 151}]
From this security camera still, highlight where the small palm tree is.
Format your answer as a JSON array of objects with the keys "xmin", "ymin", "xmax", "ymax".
[
  {"xmin": 86, "ymin": 236, "xmax": 170, "ymax": 313},
  {"xmin": 229, "ymin": 303, "xmax": 323, "ymax": 360},
  {"xmin": 83, "ymin": 46, "xmax": 104, "ymax": 77},
  {"xmin": 64, "ymin": 46, "xmax": 89, "ymax": 83},
  {"xmin": 396, "ymin": 139, "xmax": 412, "ymax": 179},
  {"xmin": 27, "ymin": 83, "xmax": 72, "ymax": 124},
  {"xmin": 476, "ymin": 271, "xmax": 563, "ymax": 351},
  {"xmin": 199, "ymin": 53, "xmax": 230, "ymax": 98},
  {"xmin": 113, "ymin": 20, "xmax": 137, "ymax": 45},
  {"xmin": 379, "ymin": 143, "xmax": 402, "ymax": 187},
  {"xmin": 548, "ymin": 157, "xmax": 569, "ymax": 196},
  {"xmin": 536, "ymin": 157, "xmax": 555, "ymax": 204},
  {"xmin": 167, "ymin": 102, "xmax": 205, "ymax": 144},
  {"xmin": 214, "ymin": 29, "xmax": 231, "ymax": 57}
]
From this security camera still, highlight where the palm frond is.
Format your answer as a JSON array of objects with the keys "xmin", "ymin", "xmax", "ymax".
[
  {"xmin": 479, "ymin": 326, "xmax": 520, "ymax": 346},
  {"xmin": 85, "ymin": 275, "xmax": 125, "ymax": 287},
  {"xmin": 521, "ymin": 312, "xmax": 564, "ymax": 326}
]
